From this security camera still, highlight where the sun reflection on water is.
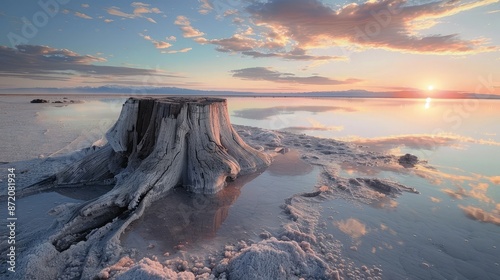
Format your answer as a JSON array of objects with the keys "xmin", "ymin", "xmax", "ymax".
[{"xmin": 424, "ymin": 97, "xmax": 432, "ymax": 109}]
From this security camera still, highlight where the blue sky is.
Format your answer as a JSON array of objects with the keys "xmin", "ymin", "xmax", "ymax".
[{"xmin": 0, "ymin": 0, "xmax": 499, "ymax": 94}]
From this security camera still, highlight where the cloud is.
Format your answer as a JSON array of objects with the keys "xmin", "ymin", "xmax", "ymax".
[
  {"xmin": 106, "ymin": 3, "xmax": 163, "ymax": 22},
  {"xmin": 224, "ymin": 9, "xmax": 238, "ymax": 17},
  {"xmin": 241, "ymin": 49, "xmax": 344, "ymax": 61},
  {"xmin": 195, "ymin": 24, "xmax": 345, "ymax": 61},
  {"xmin": 0, "ymin": 45, "xmax": 170, "ymax": 80},
  {"xmin": 74, "ymin": 12, "xmax": 92, "ymax": 20},
  {"xmin": 174, "ymin": 16, "xmax": 205, "ymax": 38},
  {"xmin": 154, "ymin": 41, "xmax": 172, "ymax": 49},
  {"xmin": 173, "ymin": 15, "xmax": 321, "ymax": 61},
  {"xmin": 162, "ymin": 48, "xmax": 193, "ymax": 54},
  {"xmin": 139, "ymin": 33, "xmax": 172, "ymax": 49},
  {"xmin": 246, "ymin": 0, "xmax": 498, "ymax": 55},
  {"xmin": 232, "ymin": 17, "xmax": 244, "ymax": 24},
  {"xmin": 106, "ymin": 7, "xmax": 135, "ymax": 19},
  {"xmin": 131, "ymin": 2, "xmax": 162, "ymax": 15},
  {"xmin": 104, "ymin": 19, "xmax": 114, "ymax": 23},
  {"xmin": 197, "ymin": 27, "xmax": 345, "ymax": 61},
  {"xmin": 210, "ymin": 34, "xmax": 257, "ymax": 52},
  {"xmin": 459, "ymin": 205, "xmax": 500, "ymax": 226},
  {"xmin": 231, "ymin": 67, "xmax": 362, "ymax": 85},
  {"xmin": 81, "ymin": 4, "xmax": 89, "ymax": 8},
  {"xmin": 199, "ymin": 0, "xmax": 214, "ymax": 15}
]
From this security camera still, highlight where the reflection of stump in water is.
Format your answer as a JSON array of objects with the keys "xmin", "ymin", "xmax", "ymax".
[
  {"xmin": 20, "ymin": 97, "xmax": 271, "ymax": 279},
  {"xmin": 125, "ymin": 172, "xmax": 262, "ymax": 252}
]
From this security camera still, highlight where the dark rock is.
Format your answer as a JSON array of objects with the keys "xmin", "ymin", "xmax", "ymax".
[
  {"xmin": 300, "ymin": 191, "xmax": 322, "ymax": 198},
  {"xmin": 30, "ymin": 99, "xmax": 49, "ymax": 103},
  {"xmin": 398, "ymin": 153, "xmax": 419, "ymax": 168}
]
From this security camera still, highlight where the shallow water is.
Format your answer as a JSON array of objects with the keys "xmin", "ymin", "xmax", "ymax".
[
  {"xmin": 0, "ymin": 185, "xmax": 113, "ymax": 256},
  {"xmin": 121, "ymin": 150, "xmax": 320, "ymax": 258},
  {"xmin": 228, "ymin": 97, "xmax": 500, "ymax": 279},
  {"xmin": 1, "ymin": 95, "xmax": 499, "ymax": 279}
]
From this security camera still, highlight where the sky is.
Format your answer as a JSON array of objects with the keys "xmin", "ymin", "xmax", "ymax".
[{"xmin": 0, "ymin": 0, "xmax": 499, "ymax": 95}]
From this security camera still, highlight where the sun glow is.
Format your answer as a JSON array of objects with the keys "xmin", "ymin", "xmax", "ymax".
[
  {"xmin": 427, "ymin": 85, "xmax": 434, "ymax": 91},
  {"xmin": 425, "ymin": 97, "xmax": 432, "ymax": 109}
]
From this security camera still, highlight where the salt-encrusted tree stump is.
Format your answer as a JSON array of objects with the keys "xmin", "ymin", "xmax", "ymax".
[{"xmin": 31, "ymin": 97, "xmax": 271, "ymax": 252}]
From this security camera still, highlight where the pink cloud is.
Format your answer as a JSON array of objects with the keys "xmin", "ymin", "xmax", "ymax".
[
  {"xmin": 162, "ymin": 48, "xmax": 193, "ymax": 54},
  {"xmin": 246, "ymin": 0, "xmax": 498, "ymax": 55},
  {"xmin": 174, "ymin": 16, "xmax": 205, "ymax": 38},
  {"xmin": 198, "ymin": 0, "xmax": 213, "ymax": 15},
  {"xmin": 106, "ymin": 2, "xmax": 163, "ymax": 22},
  {"xmin": 231, "ymin": 67, "xmax": 362, "ymax": 85},
  {"xmin": 139, "ymin": 33, "xmax": 172, "ymax": 50},
  {"xmin": 74, "ymin": 12, "xmax": 92, "ymax": 20}
]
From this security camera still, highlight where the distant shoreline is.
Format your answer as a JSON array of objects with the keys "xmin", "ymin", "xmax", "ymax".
[
  {"xmin": 1, "ymin": 93, "xmax": 499, "ymax": 100},
  {"xmin": 1, "ymin": 86, "xmax": 499, "ymax": 99}
]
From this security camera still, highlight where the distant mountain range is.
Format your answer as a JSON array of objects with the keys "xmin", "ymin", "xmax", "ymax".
[{"xmin": 1, "ymin": 86, "xmax": 499, "ymax": 99}]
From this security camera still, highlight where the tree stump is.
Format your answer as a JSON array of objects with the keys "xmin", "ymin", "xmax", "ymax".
[{"xmin": 30, "ymin": 97, "xmax": 271, "ymax": 253}]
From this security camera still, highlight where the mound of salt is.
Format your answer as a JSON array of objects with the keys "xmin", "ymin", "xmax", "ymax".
[{"xmin": 227, "ymin": 237, "xmax": 331, "ymax": 280}]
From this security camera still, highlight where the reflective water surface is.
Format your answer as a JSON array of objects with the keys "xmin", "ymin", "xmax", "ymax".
[
  {"xmin": 21, "ymin": 97, "xmax": 500, "ymax": 278},
  {"xmin": 121, "ymin": 150, "xmax": 320, "ymax": 257},
  {"xmin": 228, "ymin": 98, "xmax": 500, "ymax": 279}
]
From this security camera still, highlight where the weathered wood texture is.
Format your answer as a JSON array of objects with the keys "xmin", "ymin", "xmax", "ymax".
[{"xmin": 48, "ymin": 97, "xmax": 271, "ymax": 251}]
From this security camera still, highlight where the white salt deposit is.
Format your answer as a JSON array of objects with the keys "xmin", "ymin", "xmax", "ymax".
[{"xmin": 2, "ymin": 95, "xmax": 497, "ymax": 280}]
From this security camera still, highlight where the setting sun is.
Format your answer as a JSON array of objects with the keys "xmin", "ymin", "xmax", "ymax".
[{"xmin": 427, "ymin": 85, "xmax": 434, "ymax": 91}]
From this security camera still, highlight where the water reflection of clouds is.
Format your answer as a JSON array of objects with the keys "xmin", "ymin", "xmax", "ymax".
[
  {"xmin": 267, "ymin": 150, "xmax": 313, "ymax": 176},
  {"xmin": 443, "ymin": 183, "xmax": 494, "ymax": 204},
  {"xmin": 41, "ymin": 100, "xmax": 123, "ymax": 121},
  {"xmin": 339, "ymin": 160, "xmax": 478, "ymax": 187},
  {"xmin": 430, "ymin": 196, "xmax": 442, "ymax": 203},
  {"xmin": 339, "ymin": 154, "xmax": 500, "ymax": 226},
  {"xmin": 413, "ymin": 166, "xmax": 479, "ymax": 186},
  {"xmin": 282, "ymin": 126, "xmax": 344, "ymax": 132},
  {"xmin": 232, "ymin": 105, "xmax": 356, "ymax": 120},
  {"xmin": 490, "ymin": 176, "xmax": 500, "ymax": 184},
  {"xmin": 350, "ymin": 134, "xmax": 500, "ymax": 152},
  {"xmin": 459, "ymin": 205, "xmax": 500, "ymax": 226},
  {"xmin": 334, "ymin": 218, "xmax": 368, "ymax": 239},
  {"xmin": 282, "ymin": 117, "xmax": 344, "ymax": 132},
  {"xmin": 370, "ymin": 197, "xmax": 399, "ymax": 209},
  {"xmin": 380, "ymin": 224, "xmax": 397, "ymax": 235}
]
